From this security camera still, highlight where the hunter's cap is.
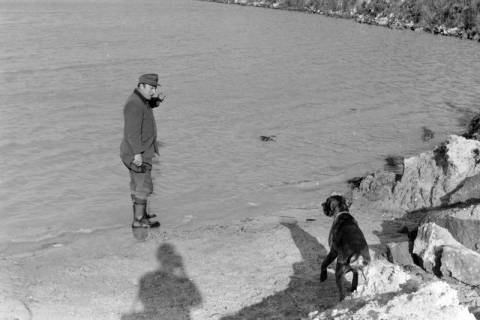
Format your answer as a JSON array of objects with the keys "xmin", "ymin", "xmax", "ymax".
[{"xmin": 138, "ymin": 73, "xmax": 159, "ymax": 87}]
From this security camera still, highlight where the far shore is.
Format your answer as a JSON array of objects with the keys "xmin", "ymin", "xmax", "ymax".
[{"xmin": 200, "ymin": 0, "xmax": 480, "ymax": 43}]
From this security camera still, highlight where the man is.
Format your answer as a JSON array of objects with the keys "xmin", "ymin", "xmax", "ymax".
[{"xmin": 120, "ymin": 73, "xmax": 166, "ymax": 228}]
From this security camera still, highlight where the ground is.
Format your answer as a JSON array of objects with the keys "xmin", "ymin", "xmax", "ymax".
[{"xmin": 0, "ymin": 204, "xmax": 463, "ymax": 320}]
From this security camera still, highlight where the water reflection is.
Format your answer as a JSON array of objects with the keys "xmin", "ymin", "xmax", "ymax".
[{"xmin": 122, "ymin": 243, "xmax": 202, "ymax": 320}]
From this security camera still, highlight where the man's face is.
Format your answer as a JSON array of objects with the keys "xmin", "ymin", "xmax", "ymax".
[{"xmin": 138, "ymin": 83, "xmax": 156, "ymax": 100}]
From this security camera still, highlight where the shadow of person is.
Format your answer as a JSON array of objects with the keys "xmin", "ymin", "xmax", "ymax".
[
  {"xmin": 221, "ymin": 223, "xmax": 338, "ymax": 319},
  {"xmin": 121, "ymin": 243, "xmax": 202, "ymax": 320}
]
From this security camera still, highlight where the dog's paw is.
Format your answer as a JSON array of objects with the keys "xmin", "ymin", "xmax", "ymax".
[{"xmin": 320, "ymin": 270, "xmax": 327, "ymax": 282}]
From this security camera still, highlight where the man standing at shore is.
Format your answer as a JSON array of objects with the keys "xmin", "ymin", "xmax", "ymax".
[{"xmin": 120, "ymin": 73, "xmax": 166, "ymax": 228}]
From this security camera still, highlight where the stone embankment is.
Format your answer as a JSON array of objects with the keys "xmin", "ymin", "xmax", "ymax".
[{"xmin": 201, "ymin": 0, "xmax": 480, "ymax": 42}]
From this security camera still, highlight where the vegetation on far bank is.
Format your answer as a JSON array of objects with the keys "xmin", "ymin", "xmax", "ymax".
[{"xmin": 202, "ymin": 0, "xmax": 480, "ymax": 41}]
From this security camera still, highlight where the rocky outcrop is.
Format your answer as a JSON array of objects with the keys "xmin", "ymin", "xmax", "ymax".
[
  {"xmin": 356, "ymin": 135, "xmax": 480, "ymax": 211},
  {"xmin": 309, "ymin": 281, "xmax": 475, "ymax": 320},
  {"xmin": 413, "ymin": 222, "xmax": 480, "ymax": 286},
  {"xmin": 309, "ymin": 258, "xmax": 475, "ymax": 320}
]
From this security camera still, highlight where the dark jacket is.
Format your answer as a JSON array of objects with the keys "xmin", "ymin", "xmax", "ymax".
[{"xmin": 120, "ymin": 89, "xmax": 161, "ymax": 165}]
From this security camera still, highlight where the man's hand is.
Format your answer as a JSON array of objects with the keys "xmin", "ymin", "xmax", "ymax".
[
  {"xmin": 133, "ymin": 154, "xmax": 143, "ymax": 167},
  {"xmin": 153, "ymin": 87, "xmax": 166, "ymax": 102}
]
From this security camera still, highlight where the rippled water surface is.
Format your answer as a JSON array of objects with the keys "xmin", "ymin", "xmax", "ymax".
[{"xmin": 1, "ymin": 0, "xmax": 479, "ymax": 243}]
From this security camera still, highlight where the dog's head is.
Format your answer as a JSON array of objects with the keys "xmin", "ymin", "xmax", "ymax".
[{"xmin": 322, "ymin": 195, "xmax": 350, "ymax": 217}]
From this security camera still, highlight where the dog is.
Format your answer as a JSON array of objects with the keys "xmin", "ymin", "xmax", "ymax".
[{"xmin": 320, "ymin": 195, "xmax": 371, "ymax": 301}]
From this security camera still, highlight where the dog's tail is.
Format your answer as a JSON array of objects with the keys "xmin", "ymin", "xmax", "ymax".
[
  {"xmin": 349, "ymin": 253, "xmax": 370, "ymax": 282},
  {"xmin": 348, "ymin": 253, "xmax": 370, "ymax": 270}
]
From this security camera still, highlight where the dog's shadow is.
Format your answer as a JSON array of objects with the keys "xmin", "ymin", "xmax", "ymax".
[{"xmin": 221, "ymin": 223, "xmax": 340, "ymax": 319}]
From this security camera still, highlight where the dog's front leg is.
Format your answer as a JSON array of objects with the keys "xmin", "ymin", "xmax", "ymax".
[{"xmin": 320, "ymin": 250, "xmax": 337, "ymax": 282}]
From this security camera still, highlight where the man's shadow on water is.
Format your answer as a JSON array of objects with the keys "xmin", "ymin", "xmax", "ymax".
[
  {"xmin": 121, "ymin": 243, "xmax": 202, "ymax": 320},
  {"xmin": 221, "ymin": 223, "xmax": 339, "ymax": 320}
]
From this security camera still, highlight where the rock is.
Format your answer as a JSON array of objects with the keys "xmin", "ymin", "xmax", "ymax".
[
  {"xmin": 386, "ymin": 241, "xmax": 414, "ymax": 266},
  {"xmin": 441, "ymin": 173, "xmax": 480, "ymax": 205},
  {"xmin": 396, "ymin": 135, "xmax": 480, "ymax": 210},
  {"xmin": 357, "ymin": 170, "xmax": 396, "ymax": 202},
  {"xmin": 355, "ymin": 135, "xmax": 480, "ymax": 211},
  {"xmin": 376, "ymin": 16, "xmax": 389, "ymax": 26},
  {"xmin": 413, "ymin": 222, "xmax": 463, "ymax": 273},
  {"xmin": 421, "ymin": 204, "xmax": 480, "ymax": 252},
  {"xmin": 440, "ymin": 246, "xmax": 480, "ymax": 286},
  {"xmin": 413, "ymin": 222, "xmax": 480, "ymax": 286},
  {"xmin": 309, "ymin": 281, "xmax": 475, "ymax": 320},
  {"xmin": 446, "ymin": 27, "xmax": 460, "ymax": 36},
  {"xmin": 353, "ymin": 259, "xmax": 412, "ymax": 298}
]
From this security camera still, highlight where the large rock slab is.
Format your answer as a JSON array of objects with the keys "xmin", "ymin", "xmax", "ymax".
[
  {"xmin": 356, "ymin": 135, "xmax": 480, "ymax": 211},
  {"xmin": 413, "ymin": 222, "xmax": 480, "ymax": 286},
  {"xmin": 421, "ymin": 204, "xmax": 480, "ymax": 252}
]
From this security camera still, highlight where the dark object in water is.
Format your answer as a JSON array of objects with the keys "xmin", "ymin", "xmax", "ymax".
[
  {"xmin": 260, "ymin": 135, "xmax": 276, "ymax": 142},
  {"xmin": 421, "ymin": 126, "xmax": 434, "ymax": 142},
  {"xmin": 384, "ymin": 155, "xmax": 404, "ymax": 181},
  {"xmin": 463, "ymin": 113, "xmax": 480, "ymax": 140}
]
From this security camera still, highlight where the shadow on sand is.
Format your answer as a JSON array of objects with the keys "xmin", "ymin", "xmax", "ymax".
[
  {"xmin": 121, "ymin": 243, "xmax": 202, "ymax": 320},
  {"xmin": 221, "ymin": 223, "xmax": 339, "ymax": 320}
]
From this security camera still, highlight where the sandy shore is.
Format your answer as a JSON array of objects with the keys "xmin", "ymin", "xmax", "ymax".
[{"xmin": 1, "ymin": 203, "xmax": 398, "ymax": 320}]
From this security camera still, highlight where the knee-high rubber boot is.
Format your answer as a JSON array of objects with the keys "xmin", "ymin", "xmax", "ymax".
[
  {"xmin": 132, "ymin": 202, "xmax": 160, "ymax": 228},
  {"xmin": 131, "ymin": 194, "xmax": 157, "ymax": 219}
]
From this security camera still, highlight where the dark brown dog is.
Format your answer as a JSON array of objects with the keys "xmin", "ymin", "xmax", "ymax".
[{"xmin": 320, "ymin": 195, "xmax": 371, "ymax": 301}]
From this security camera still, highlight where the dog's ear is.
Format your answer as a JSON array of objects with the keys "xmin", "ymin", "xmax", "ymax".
[
  {"xmin": 321, "ymin": 201, "xmax": 328, "ymax": 216},
  {"xmin": 323, "ymin": 197, "xmax": 336, "ymax": 217}
]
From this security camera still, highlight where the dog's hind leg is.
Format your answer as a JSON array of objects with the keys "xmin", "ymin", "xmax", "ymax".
[
  {"xmin": 335, "ymin": 262, "xmax": 346, "ymax": 301},
  {"xmin": 320, "ymin": 250, "xmax": 337, "ymax": 282},
  {"xmin": 351, "ymin": 269, "xmax": 358, "ymax": 292}
]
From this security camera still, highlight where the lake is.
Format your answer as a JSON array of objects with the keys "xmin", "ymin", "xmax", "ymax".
[{"xmin": 0, "ymin": 0, "xmax": 479, "ymax": 244}]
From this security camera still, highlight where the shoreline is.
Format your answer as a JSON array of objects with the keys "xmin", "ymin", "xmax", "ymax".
[
  {"xmin": 3, "ymin": 194, "xmax": 478, "ymax": 319},
  {"xmin": 0, "ymin": 205, "xmax": 392, "ymax": 319},
  {"xmin": 200, "ymin": 0, "xmax": 480, "ymax": 42}
]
